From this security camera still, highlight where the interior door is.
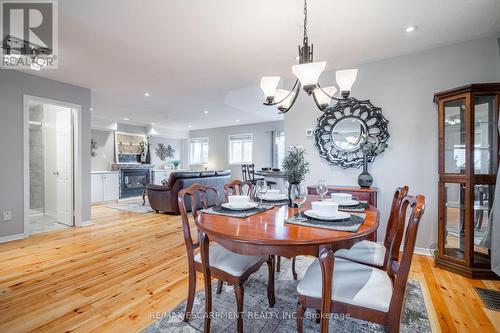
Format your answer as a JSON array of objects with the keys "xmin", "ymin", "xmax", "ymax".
[{"xmin": 55, "ymin": 109, "xmax": 73, "ymax": 226}]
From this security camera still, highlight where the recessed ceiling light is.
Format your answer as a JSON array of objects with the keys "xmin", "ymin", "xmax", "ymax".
[
  {"xmin": 89, "ymin": 107, "xmax": 94, "ymax": 111},
  {"xmin": 188, "ymin": 124, "xmax": 192, "ymax": 128},
  {"xmin": 123, "ymin": 117, "xmax": 130, "ymax": 121},
  {"xmin": 405, "ymin": 25, "xmax": 417, "ymax": 33},
  {"xmin": 144, "ymin": 92, "xmax": 150, "ymax": 97},
  {"xmin": 236, "ymin": 119, "xmax": 240, "ymax": 123},
  {"xmin": 151, "ymin": 122, "xmax": 155, "ymax": 125},
  {"xmin": 204, "ymin": 110, "xmax": 209, "ymax": 114}
]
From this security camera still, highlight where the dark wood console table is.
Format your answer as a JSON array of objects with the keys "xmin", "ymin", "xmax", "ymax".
[{"xmin": 307, "ymin": 185, "xmax": 378, "ymax": 207}]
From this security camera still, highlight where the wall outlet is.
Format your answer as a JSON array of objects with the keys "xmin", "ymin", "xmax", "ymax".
[
  {"xmin": 2, "ymin": 211, "xmax": 12, "ymax": 222},
  {"xmin": 305, "ymin": 129, "xmax": 314, "ymax": 137}
]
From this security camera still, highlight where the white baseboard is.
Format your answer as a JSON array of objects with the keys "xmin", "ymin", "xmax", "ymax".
[
  {"xmin": 0, "ymin": 233, "xmax": 27, "ymax": 244},
  {"xmin": 80, "ymin": 220, "xmax": 93, "ymax": 226},
  {"xmin": 414, "ymin": 246, "xmax": 433, "ymax": 256}
]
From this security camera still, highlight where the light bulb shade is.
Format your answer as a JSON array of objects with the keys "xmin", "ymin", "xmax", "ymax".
[
  {"xmin": 336, "ymin": 69, "xmax": 358, "ymax": 93},
  {"xmin": 292, "ymin": 61, "xmax": 326, "ymax": 89},
  {"xmin": 275, "ymin": 89, "xmax": 295, "ymax": 110},
  {"xmin": 260, "ymin": 76, "xmax": 280, "ymax": 99},
  {"xmin": 313, "ymin": 86, "xmax": 337, "ymax": 107}
]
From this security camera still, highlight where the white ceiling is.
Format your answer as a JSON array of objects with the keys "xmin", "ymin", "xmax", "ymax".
[{"xmin": 26, "ymin": 0, "xmax": 500, "ymax": 130}]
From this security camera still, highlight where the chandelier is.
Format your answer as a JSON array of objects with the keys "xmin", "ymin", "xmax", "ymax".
[{"xmin": 260, "ymin": 0, "xmax": 359, "ymax": 113}]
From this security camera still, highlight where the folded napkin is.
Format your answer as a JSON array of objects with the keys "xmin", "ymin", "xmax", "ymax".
[{"xmin": 285, "ymin": 212, "xmax": 365, "ymax": 232}]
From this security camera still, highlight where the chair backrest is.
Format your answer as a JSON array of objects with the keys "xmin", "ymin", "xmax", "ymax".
[
  {"xmin": 247, "ymin": 164, "xmax": 256, "ymax": 181},
  {"xmin": 224, "ymin": 179, "xmax": 254, "ymax": 201},
  {"xmin": 241, "ymin": 164, "xmax": 248, "ymax": 181},
  {"xmin": 178, "ymin": 184, "xmax": 220, "ymax": 260},
  {"xmin": 383, "ymin": 186, "xmax": 409, "ymax": 265},
  {"xmin": 387, "ymin": 195, "xmax": 426, "ymax": 316}
]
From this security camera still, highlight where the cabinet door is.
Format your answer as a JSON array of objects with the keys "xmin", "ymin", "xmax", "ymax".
[
  {"xmin": 91, "ymin": 174, "xmax": 104, "ymax": 203},
  {"xmin": 103, "ymin": 173, "xmax": 119, "ymax": 201}
]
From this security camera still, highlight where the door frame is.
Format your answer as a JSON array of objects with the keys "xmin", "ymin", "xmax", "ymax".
[{"xmin": 23, "ymin": 95, "xmax": 83, "ymax": 236}]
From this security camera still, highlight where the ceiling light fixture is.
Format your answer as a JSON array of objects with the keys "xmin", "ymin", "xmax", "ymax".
[
  {"xmin": 260, "ymin": 0, "xmax": 359, "ymax": 113},
  {"xmin": 204, "ymin": 110, "xmax": 209, "ymax": 114},
  {"xmin": 188, "ymin": 124, "xmax": 192, "ymax": 128},
  {"xmin": 123, "ymin": 117, "xmax": 130, "ymax": 121},
  {"xmin": 236, "ymin": 119, "xmax": 240, "ymax": 123},
  {"xmin": 144, "ymin": 92, "xmax": 150, "ymax": 97},
  {"xmin": 405, "ymin": 25, "xmax": 417, "ymax": 33},
  {"xmin": 89, "ymin": 107, "xmax": 94, "ymax": 111}
]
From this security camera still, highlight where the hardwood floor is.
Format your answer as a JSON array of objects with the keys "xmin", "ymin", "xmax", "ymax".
[{"xmin": 0, "ymin": 205, "xmax": 499, "ymax": 333}]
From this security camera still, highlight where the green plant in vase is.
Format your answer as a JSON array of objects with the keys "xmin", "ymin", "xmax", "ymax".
[
  {"xmin": 281, "ymin": 145, "xmax": 310, "ymax": 207},
  {"xmin": 171, "ymin": 159, "xmax": 181, "ymax": 170}
]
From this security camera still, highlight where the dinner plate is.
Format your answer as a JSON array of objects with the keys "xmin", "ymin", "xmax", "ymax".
[
  {"xmin": 325, "ymin": 199, "xmax": 359, "ymax": 207},
  {"xmin": 262, "ymin": 194, "xmax": 288, "ymax": 201},
  {"xmin": 221, "ymin": 202, "xmax": 258, "ymax": 211},
  {"xmin": 303, "ymin": 210, "xmax": 351, "ymax": 221}
]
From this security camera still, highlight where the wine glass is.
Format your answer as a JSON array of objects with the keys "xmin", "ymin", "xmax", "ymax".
[
  {"xmin": 255, "ymin": 180, "xmax": 268, "ymax": 208},
  {"xmin": 316, "ymin": 180, "xmax": 328, "ymax": 201},
  {"xmin": 290, "ymin": 184, "xmax": 307, "ymax": 220}
]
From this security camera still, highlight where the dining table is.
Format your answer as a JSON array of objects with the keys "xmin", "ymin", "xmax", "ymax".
[{"xmin": 195, "ymin": 195, "xmax": 380, "ymax": 333}]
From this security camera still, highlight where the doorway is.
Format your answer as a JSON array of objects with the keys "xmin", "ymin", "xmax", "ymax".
[{"xmin": 25, "ymin": 98, "xmax": 78, "ymax": 235}]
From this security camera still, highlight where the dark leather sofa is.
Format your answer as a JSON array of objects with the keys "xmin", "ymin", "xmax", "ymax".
[{"xmin": 146, "ymin": 170, "xmax": 231, "ymax": 214}]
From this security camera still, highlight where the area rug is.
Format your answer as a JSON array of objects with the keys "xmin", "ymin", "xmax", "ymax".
[
  {"xmin": 142, "ymin": 257, "xmax": 432, "ymax": 332},
  {"xmin": 106, "ymin": 201, "xmax": 154, "ymax": 213}
]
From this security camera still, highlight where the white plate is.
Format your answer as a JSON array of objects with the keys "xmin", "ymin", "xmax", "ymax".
[
  {"xmin": 303, "ymin": 210, "xmax": 351, "ymax": 221},
  {"xmin": 221, "ymin": 202, "xmax": 258, "ymax": 211},
  {"xmin": 263, "ymin": 194, "xmax": 287, "ymax": 201},
  {"xmin": 325, "ymin": 199, "xmax": 359, "ymax": 206}
]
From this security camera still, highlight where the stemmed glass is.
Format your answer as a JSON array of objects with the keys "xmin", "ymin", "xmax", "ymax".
[
  {"xmin": 290, "ymin": 183, "xmax": 307, "ymax": 220},
  {"xmin": 316, "ymin": 180, "xmax": 328, "ymax": 201},
  {"xmin": 255, "ymin": 180, "xmax": 268, "ymax": 208}
]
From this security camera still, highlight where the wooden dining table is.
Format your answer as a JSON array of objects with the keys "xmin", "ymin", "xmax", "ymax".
[{"xmin": 195, "ymin": 195, "xmax": 380, "ymax": 333}]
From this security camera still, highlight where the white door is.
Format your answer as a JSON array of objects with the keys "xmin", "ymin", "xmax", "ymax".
[{"xmin": 55, "ymin": 109, "xmax": 73, "ymax": 226}]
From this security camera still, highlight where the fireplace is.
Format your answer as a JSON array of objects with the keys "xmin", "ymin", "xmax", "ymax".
[{"xmin": 121, "ymin": 169, "xmax": 150, "ymax": 198}]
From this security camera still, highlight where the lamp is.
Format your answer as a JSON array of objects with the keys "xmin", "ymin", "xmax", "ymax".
[
  {"xmin": 260, "ymin": 76, "xmax": 280, "ymax": 103},
  {"xmin": 313, "ymin": 86, "xmax": 337, "ymax": 110},
  {"xmin": 336, "ymin": 69, "xmax": 358, "ymax": 98},
  {"xmin": 292, "ymin": 61, "xmax": 326, "ymax": 94}
]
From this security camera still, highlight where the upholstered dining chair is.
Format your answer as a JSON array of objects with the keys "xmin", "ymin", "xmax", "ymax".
[
  {"xmin": 296, "ymin": 195, "xmax": 426, "ymax": 333},
  {"xmin": 224, "ymin": 179, "xmax": 254, "ymax": 201},
  {"xmin": 335, "ymin": 186, "xmax": 409, "ymax": 270},
  {"xmin": 178, "ymin": 184, "xmax": 275, "ymax": 332}
]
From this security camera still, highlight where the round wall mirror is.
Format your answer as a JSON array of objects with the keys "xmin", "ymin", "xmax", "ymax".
[{"xmin": 331, "ymin": 118, "xmax": 366, "ymax": 151}]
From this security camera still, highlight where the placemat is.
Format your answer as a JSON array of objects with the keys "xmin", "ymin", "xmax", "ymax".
[
  {"xmin": 339, "ymin": 201, "xmax": 369, "ymax": 212},
  {"xmin": 285, "ymin": 212, "xmax": 365, "ymax": 232},
  {"xmin": 201, "ymin": 205, "xmax": 273, "ymax": 218},
  {"xmin": 262, "ymin": 199, "xmax": 289, "ymax": 206}
]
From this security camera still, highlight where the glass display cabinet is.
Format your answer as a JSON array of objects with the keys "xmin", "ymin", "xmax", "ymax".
[{"xmin": 434, "ymin": 83, "xmax": 499, "ymax": 278}]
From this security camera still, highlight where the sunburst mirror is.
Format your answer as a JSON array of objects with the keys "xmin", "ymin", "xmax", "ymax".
[{"xmin": 314, "ymin": 97, "xmax": 389, "ymax": 168}]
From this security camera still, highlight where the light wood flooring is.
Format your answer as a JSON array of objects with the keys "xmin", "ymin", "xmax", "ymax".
[{"xmin": 0, "ymin": 205, "xmax": 499, "ymax": 333}]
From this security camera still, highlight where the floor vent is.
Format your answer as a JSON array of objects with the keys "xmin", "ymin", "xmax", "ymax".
[{"xmin": 475, "ymin": 287, "xmax": 500, "ymax": 311}]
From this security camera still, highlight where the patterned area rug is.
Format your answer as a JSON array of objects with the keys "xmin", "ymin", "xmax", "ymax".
[
  {"xmin": 106, "ymin": 201, "xmax": 154, "ymax": 213},
  {"xmin": 142, "ymin": 257, "xmax": 431, "ymax": 332}
]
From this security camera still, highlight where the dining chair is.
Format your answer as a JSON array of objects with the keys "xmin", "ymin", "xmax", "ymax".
[
  {"xmin": 296, "ymin": 194, "xmax": 426, "ymax": 333},
  {"xmin": 178, "ymin": 184, "xmax": 275, "ymax": 332},
  {"xmin": 335, "ymin": 186, "xmax": 409, "ymax": 270},
  {"xmin": 224, "ymin": 179, "xmax": 254, "ymax": 201},
  {"xmin": 247, "ymin": 163, "xmax": 276, "ymax": 188}
]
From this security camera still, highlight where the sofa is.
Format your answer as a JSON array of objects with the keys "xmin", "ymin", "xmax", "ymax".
[{"xmin": 146, "ymin": 170, "xmax": 231, "ymax": 214}]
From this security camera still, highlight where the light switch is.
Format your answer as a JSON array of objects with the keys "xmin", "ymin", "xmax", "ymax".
[{"xmin": 2, "ymin": 211, "xmax": 12, "ymax": 222}]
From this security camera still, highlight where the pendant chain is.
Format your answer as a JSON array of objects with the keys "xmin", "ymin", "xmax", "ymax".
[{"xmin": 303, "ymin": 0, "xmax": 308, "ymax": 43}]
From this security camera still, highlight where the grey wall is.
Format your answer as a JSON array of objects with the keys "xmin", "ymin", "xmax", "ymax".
[
  {"xmin": 150, "ymin": 136, "xmax": 183, "ymax": 168},
  {"xmin": 189, "ymin": 121, "xmax": 284, "ymax": 179},
  {"xmin": 91, "ymin": 129, "xmax": 115, "ymax": 171},
  {"xmin": 284, "ymin": 37, "xmax": 500, "ymax": 250},
  {"xmin": 0, "ymin": 69, "xmax": 91, "ymax": 238}
]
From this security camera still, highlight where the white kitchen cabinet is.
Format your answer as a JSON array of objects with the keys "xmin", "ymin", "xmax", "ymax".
[{"xmin": 91, "ymin": 172, "xmax": 119, "ymax": 203}]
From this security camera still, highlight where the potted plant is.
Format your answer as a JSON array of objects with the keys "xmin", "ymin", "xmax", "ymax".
[
  {"xmin": 358, "ymin": 141, "xmax": 388, "ymax": 188},
  {"xmin": 282, "ymin": 145, "xmax": 310, "ymax": 207},
  {"xmin": 171, "ymin": 160, "xmax": 181, "ymax": 170}
]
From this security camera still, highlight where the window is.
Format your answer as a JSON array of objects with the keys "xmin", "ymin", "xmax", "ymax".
[
  {"xmin": 189, "ymin": 137, "xmax": 208, "ymax": 165},
  {"xmin": 229, "ymin": 134, "xmax": 253, "ymax": 164},
  {"xmin": 274, "ymin": 130, "xmax": 285, "ymax": 168}
]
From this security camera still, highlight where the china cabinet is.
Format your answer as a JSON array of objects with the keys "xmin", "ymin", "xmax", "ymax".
[{"xmin": 434, "ymin": 83, "xmax": 500, "ymax": 278}]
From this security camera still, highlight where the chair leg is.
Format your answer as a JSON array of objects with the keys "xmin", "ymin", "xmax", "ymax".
[
  {"xmin": 291, "ymin": 256, "xmax": 298, "ymax": 280},
  {"xmin": 266, "ymin": 256, "xmax": 276, "ymax": 307},
  {"xmin": 234, "ymin": 284, "xmax": 245, "ymax": 333},
  {"xmin": 183, "ymin": 264, "xmax": 196, "ymax": 322},
  {"xmin": 388, "ymin": 313, "xmax": 401, "ymax": 333},
  {"xmin": 276, "ymin": 256, "xmax": 281, "ymax": 272},
  {"xmin": 296, "ymin": 302, "xmax": 306, "ymax": 333},
  {"xmin": 216, "ymin": 280, "xmax": 223, "ymax": 294}
]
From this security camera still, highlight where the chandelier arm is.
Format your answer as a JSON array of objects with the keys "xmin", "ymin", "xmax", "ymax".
[
  {"xmin": 277, "ymin": 81, "xmax": 301, "ymax": 114},
  {"xmin": 262, "ymin": 79, "xmax": 300, "ymax": 106},
  {"xmin": 316, "ymin": 83, "xmax": 343, "ymax": 101}
]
